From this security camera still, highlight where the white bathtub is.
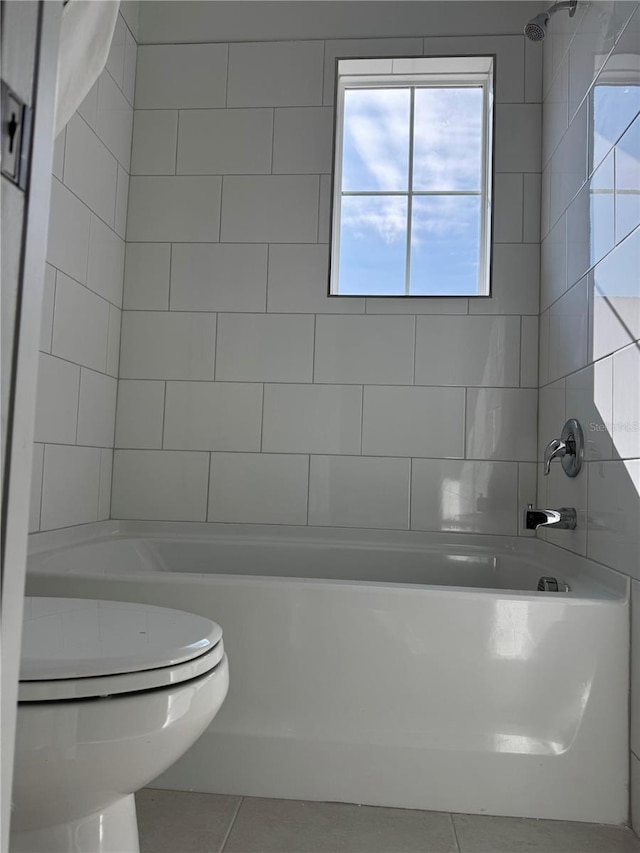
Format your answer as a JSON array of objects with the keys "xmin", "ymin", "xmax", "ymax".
[{"xmin": 27, "ymin": 522, "xmax": 630, "ymax": 824}]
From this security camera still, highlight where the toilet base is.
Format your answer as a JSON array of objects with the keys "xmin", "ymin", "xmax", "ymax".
[{"xmin": 10, "ymin": 794, "xmax": 139, "ymax": 853}]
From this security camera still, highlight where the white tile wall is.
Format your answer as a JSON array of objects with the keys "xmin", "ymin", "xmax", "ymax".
[
  {"xmin": 40, "ymin": 445, "xmax": 102, "ymax": 530},
  {"xmin": 272, "ymin": 107, "xmax": 333, "ymax": 174},
  {"xmin": 315, "ymin": 315, "xmax": 414, "ymax": 385},
  {"xmin": 177, "ymin": 109, "xmax": 273, "ymax": 176},
  {"xmin": 208, "ymin": 452, "xmax": 309, "ymax": 525},
  {"xmin": 135, "ymin": 44, "xmax": 228, "ymax": 109},
  {"xmin": 215, "ymin": 314, "xmax": 314, "ymax": 382},
  {"xmin": 109, "ymin": 31, "xmax": 542, "ymax": 544},
  {"xmin": 46, "ymin": 179, "xmax": 91, "ymax": 284},
  {"xmin": 170, "ymin": 244, "xmax": 268, "ymax": 312},
  {"xmin": 541, "ymin": 4, "xmax": 640, "ymax": 822},
  {"xmin": 119, "ymin": 312, "xmax": 216, "ymax": 380},
  {"xmin": 362, "ymin": 386, "xmax": 465, "ymax": 459},
  {"xmin": 411, "ymin": 459, "xmax": 518, "ymax": 535},
  {"xmin": 123, "ymin": 243, "xmax": 171, "ymax": 310},
  {"xmin": 262, "ymin": 384, "xmax": 362, "ymax": 455},
  {"xmin": 308, "ymin": 456, "xmax": 410, "ymax": 529},
  {"xmin": 115, "ymin": 380, "xmax": 165, "ymax": 449},
  {"xmin": 32, "ymin": 12, "xmax": 137, "ymax": 533},
  {"xmin": 87, "ymin": 214, "xmax": 125, "ymax": 307},
  {"xmin": 39, "ymin": 265, "xmax": 55, "ymax": 353},
  {"xmin": 96, "ymin": 70, "xmax": 134, "ymax": 171},
  {"xmin": 51, "ymin": 273, "xmax": 110, "ymax": 373},
  {"xmin": 220, "ymin": 175, "xmax": 319, "ymax": 243},
  {"xmin": 131, "ymin": 110, "xmax": 178, "ymax": 175},
  {"xmin": 76, "ymin": 370, "xmax": 118, "ymax": 447},
  {"xmin": 64, "ymin": 114, "xmax": 118, "ymax": 227},
  {"xmin": 111, "ymin": 450, "xmax": 209, "ymax": 520},
  {"xmin": 267, "ymin": 245, "xmax": 363, "ymax": 315},
  {"xmin": 127, "ymin": 176, "xmax": 222, "ymax": 242},
  {"xmin": 466, "ymin": 389, "xmax": 538, "ymax": 462},
  {"xmin": 34, "ymin": 354, "xmax": 80, "ymax": 445},
  {"xmin": 163, "ymin": 382, "xmax": 263, "ymax": 451},
  {"xmin": 415, "ymin": 316, "xmax": 521, "ymax": 387},
  {"xmin": 226, "ymin": 41, "xmax": 324, "ymax": 107}
]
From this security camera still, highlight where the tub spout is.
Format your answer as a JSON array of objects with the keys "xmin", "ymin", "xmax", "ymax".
[{"xmin": 524, "ymin": 504, "xmax": 577, "ymax": 530}]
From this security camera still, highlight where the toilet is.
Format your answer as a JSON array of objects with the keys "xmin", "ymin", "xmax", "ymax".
[{"xmin": 10, "ymin": 597, "xmax": 229, "ymax": 853}]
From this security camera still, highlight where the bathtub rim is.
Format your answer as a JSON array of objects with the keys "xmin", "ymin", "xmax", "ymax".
[{"xmin": 27, "ymin": 520, "xmax": 629, "ymax": 603}]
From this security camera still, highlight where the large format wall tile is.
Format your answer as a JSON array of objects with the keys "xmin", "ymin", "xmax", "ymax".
[
  {"xmin": 119, "ymin": 312, "xmax": 216, "ymax": 380},
  {"xmin": 34, "ymin": 11, "xmax": 137, "ymax": 534},
  {"xmin": 411, "ymin": 459, "xmax": 519, "ymax": 535},
  {"xmin": 362, "ymin": 386, "xmax": 465, "ymax": 458},
  {"xmin": 135, "ymin": 44, "xmax": 228, "ymax": 109},
  {"xmin": 209, "ymin": 453, "xmax": 309, "ymax": 525},
  {"xmin": 110, "ymin": 28, "xmax": 546, "ymax": 540},
  {"xmin": 308, "ymin": 456, "xmax": 411, "ymax": 529},
  {"xmin": 163, "ymin": 382, "xmax": 263, "ymax": 451},
  {"xmin": 262, "ymin": 384, "xmax": 362, "ymax": 455},
  {"xmin": 112, "ymin": 450, "xmax": 210, "ymax": 520},
  {"xmin": 227, "ymin": 41, "xmax": 323, "ymax": 107},
  {"xmin": 415, "ymin": 316, "xmax": 521, "ymax": 387},
  {"xmin": 314, "ymin": 315, "xmax": 414, "ymax": 385},
  {"xmin": 215, "ymin": 314, "xmax": 314, "ymax": 382},
  {"xmin": 127, "ymin": 176, "xmax": 222, "ymax": 242}
]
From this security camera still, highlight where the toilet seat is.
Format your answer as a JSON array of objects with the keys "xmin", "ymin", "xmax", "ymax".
[{"xmin": 19, "ymin": 597, "xmax": 224, "ymax": 702}]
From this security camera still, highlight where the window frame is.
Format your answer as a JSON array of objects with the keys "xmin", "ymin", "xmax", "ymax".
[{"xmin": 328, "ymin": 55, "xmax": 495, "ymax": 299}]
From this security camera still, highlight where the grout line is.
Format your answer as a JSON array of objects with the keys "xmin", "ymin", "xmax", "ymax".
[
  {"xmin": 161, "ymin": 381, "xmax": 167, "ymax": 449},
  {"xmin": 174, "ymin": 112, "xmax": 180, "ymax": 175},
  {"xmin": 359, "ymin": 384, "xmax": 364, "ymax": 455},
  {"xmin": 463, "ymin": 387, "xmax": 468, "ymax": 459},
  {"xmin": 412, "ymin": 315, "xmax": 417, "ymax": 384},
  {"xmin": 259, "ymin": 383, "xmax": 265, "ymax": 452},
  {"xmin": 270, "ymin": 108, "xmax": 275, "ymax": 173},
  {"xmin": 49, "ymin": 269, "xmax": 58, "ymax": 353},
  {"xmin": 205, "ymin": 451, "xmax": 212, "ymax": 523},
  {"xmin": 450, "ymin": 813, "xmax": 463, "ymax": 853},
  {"xmin": 265, "ymin": 244, "xmax": 270, "ymax": 312},
  {"xmin": 306, "ymin": 455, "xmax": 311, "ymax": 525},
  {"xmin": 168, "ymin": 242, "xmax": 173, "ymax": 310},
  {"xmin": 37, "ymin": 444, "xmax": 46, "ymax": 532},
  {"xmin": 408, "ymin": 456, "xmax": 413, "ymax": 530},
  {"xmin": 519, "ymin": 315, "xmax": 523, "ymax": 388},
  {"xmin": 321, "ymin": 39, "xmax": 327, "ymax": 104},
  {"xmin": 74, "ymin": 369, "xmax": 83, "ymax": 444},
  {"xmin": 213, "ymin": 312, "xmax": 219, "ymax": 380},
  {"xmin": 218, "ymin": 796, "xmax": 244, "ymax": 853},
  {"xmin": 311, "ymin": 315, "xmax": 317, "ymax": 382}
]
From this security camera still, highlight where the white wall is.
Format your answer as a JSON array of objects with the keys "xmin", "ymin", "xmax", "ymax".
[
  {"xmin": 137, "ymin": 1, "xmax": 545, "ymax": 44},
  {"xmin": 29, "ymin": 10, "xmax": 137, "ymax": 532},
  {"xmin": 112, "ymin": 21, "xmax": 542, "ymax": 535},
  {"xmin": 537, "ymin": 0, "xmax": 640, "ymax": 828}
]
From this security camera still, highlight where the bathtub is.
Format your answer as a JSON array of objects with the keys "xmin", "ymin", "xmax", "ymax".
[{"xmin": 27, "ymin": 522, "xmax": 629, "ymax": 825}]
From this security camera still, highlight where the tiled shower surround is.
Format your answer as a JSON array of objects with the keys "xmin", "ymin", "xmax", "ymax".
[
  {"xmin": 106, "ymin": 30, "xmax": 543, "ymax": 534},
  {"xmin": 535, "ymin": 0, "xmax": 640, "ymax": 831},
  {"xmin": 30, "ymin": 8, "xmax": 138, "ymax": 532}
]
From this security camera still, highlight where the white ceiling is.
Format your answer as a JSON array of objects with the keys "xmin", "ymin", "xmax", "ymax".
[{"xmin": 138, "ymin": 1, "xmax": 547, "ymax": 45}]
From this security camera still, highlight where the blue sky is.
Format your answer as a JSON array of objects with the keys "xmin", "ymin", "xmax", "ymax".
[{"xmin": 338, "ymin": 85, "xmax": 484, "ymax": 296}]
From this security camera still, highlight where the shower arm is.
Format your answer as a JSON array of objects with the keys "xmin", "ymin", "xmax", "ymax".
[{"xmin": 547, "ymin": 0, "xmax": 577, "ymax": 18}]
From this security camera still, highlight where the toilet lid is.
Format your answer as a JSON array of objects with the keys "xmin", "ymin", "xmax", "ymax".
[{"xmin": 19, "ymin": 597, "xmax": 223, "ymax": 681}]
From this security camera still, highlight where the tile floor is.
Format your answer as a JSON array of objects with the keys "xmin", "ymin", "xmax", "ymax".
[{"xmin": 136, "ymin": 789, "xmax": 640, "ymax": 853}]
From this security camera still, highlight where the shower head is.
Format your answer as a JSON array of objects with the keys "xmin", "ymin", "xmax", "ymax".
[
  {"xmin": 524, "ymin": 12, "xmax": 550, "ymax": 41},
  {"xmin": 524, "ymin": 0, "xmax": 577, "ymax": 42}
]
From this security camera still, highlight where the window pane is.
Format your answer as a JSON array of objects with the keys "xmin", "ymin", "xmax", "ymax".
[
  {"xmin": 338, "ymin": 196, "xmax": 408, "ymax": 295},
  {"xmin": 413, "ymin": 88, "xmax": 483, "ymax": 191},
  {"xmin": 409, "ymin": 196, "xmax": 481, "ymax": 295},
  {"xmin": 342, "ymin": 88, "xmax": 411, "ymax": 192}
]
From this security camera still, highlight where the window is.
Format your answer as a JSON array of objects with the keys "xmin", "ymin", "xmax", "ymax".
[{"xmin": 330, "ymin": 56, "xmax": 494, "ymax": 297}]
